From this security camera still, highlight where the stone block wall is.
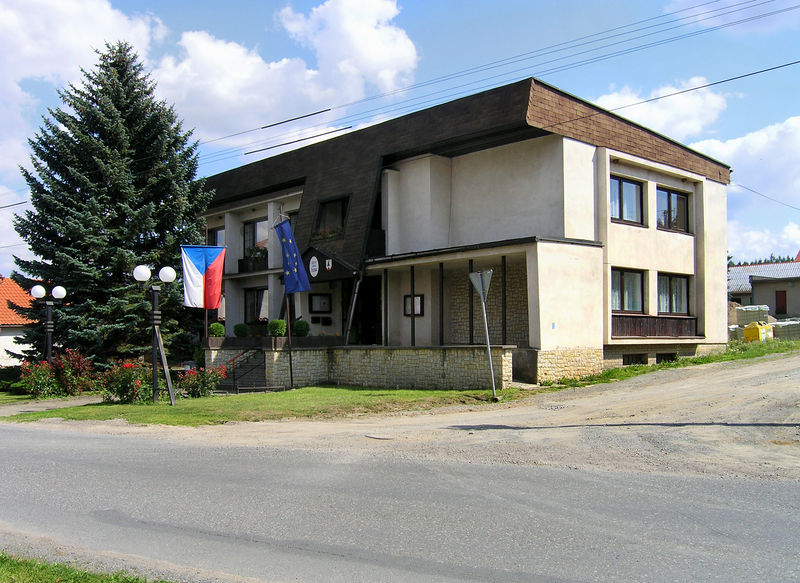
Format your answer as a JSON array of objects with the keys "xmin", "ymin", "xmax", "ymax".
[
  {"xmin": 536, "ymin": 348, "xmax": 604, "ymax": 382},
  {"xmin": 602, "ymin": 343, "xmax": 726, "ymax": 368},
  {"xmin": 445, "ymin": 261, "xmax": 529, "ymax": 346},
  {"xmin": 206, "ymin": 345, "xmax": 513, "ymax": 390}
]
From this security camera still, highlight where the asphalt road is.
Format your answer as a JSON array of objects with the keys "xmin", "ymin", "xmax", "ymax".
[{"xmin": 0, "ymin": 423, "xmax": 798, "ymax": 582}]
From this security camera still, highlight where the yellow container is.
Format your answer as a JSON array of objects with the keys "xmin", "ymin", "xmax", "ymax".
[{"xmin": 743, "ymin": 321, "xmax": 774, "ymax": 342}]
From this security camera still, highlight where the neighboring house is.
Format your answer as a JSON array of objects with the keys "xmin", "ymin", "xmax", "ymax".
[
  {"xmin": 0, "ymin": 275, "xmax": 33, "ymax": 366},
  {"xmin": 203, "ymin": 78, "xmax": 730, "ymax": 383},
  {"xmin": 728, "ymin": 258, "xmax": 800, "ymax": 318}
]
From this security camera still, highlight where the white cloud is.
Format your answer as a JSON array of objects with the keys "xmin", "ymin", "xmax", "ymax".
[
  {"xmin": 594, "ymin": 77, "xmax": 727, "ymax": 141},
  {"xmin": 0, "ymin": 0, "xmax": 166, "ymax": 177},
  {"xmin": 279, "ymin": 0, "xmax": 417, "ymax": 93},
  {"xmin": 693, "ymin": 117, "xmax": 800, "ymax": 206},
  {"xmin": 152, "ymin": 0, "xmax": 418, "ymax": 153},
  {"xmin": 728, "ymin": 220, "xmax": 800, "ymax": 263},
  {"xmin": 693, "ymin": 117, "xmax": 800, "ymax": 262}
]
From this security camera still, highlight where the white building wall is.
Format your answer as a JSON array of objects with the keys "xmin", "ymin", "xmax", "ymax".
[
  {"xmin": 527, "ymin": 242, "xmax": 604, "ymax": 351},
  {"xmin": 0, "ymin": 328, "xmax": 27, "ymax": 366},
  {"xmin": 449, "ymin": 135, "xmax": 566, "ymax": 246},
  {"xmin": 562, "ymin": 139, "xmax": 597, "ymax": 241}
]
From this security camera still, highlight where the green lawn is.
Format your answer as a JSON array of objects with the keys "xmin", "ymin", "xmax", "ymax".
[
  {"xmin": 5, "ymin": 339, "xmax": 800, "ymax": 428},
  {"xmin": 0, "ymin": 391, "xmax": 30, "ymax": 406},
  {"xmin": 0, "ymin": 552, "xmax": 171, "ymax": 583},
  {"xmin": 4, "ymin": 386, "xmax": 525, "ymax": 427}
]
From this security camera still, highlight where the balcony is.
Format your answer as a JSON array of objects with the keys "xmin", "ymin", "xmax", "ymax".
[
  {"xmin": 612, "ymin": 314, "xmax": 698, "ymax": 338},
  {"xmin": 238, "ymin": 255, "xmax": 268, "ymax": 273}
]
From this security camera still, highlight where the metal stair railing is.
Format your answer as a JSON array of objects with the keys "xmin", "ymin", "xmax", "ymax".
[{"xmin": 221, "ymin": 349, "xmax": 263, "ymax": 394}]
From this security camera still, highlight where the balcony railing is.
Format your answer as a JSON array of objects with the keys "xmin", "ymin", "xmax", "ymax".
[
  {"xmin": 612, "ymin": 314, "xmax": 698, "ymax": 338},
  {"xmin": 237, "ymin": 256, "xmax": 268, "ymax": 273}
]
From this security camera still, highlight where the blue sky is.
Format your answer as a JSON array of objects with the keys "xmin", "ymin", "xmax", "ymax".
[{"xmin": 2, "ymin": 0, "xmax": 800, "ymax": 277}]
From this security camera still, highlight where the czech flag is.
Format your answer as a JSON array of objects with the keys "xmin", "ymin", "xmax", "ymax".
[{"xmin": 181, "ymin": 245, "xmax": 226, "ymax": 309}]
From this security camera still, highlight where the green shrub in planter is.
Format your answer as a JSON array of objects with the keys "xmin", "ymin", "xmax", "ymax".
[
  {"xmin": 292, "ymin": 319, "xmax": 311, "ymax": 337},
  {"xmin": 268, "ymin": 319, "xmax": 287, "ymax": 337},
  {"xmin": 208, "ymin": 322, "xmax": 225, "ymax": 337},
  {"xmin": 233, "ymin": 322, "xmax": 250, "ymax": 338}
]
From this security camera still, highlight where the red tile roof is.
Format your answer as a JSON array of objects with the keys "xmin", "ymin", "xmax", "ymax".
[{"xmin": 0, "ymin": 276, "xmax": 33, "ymax": 326}]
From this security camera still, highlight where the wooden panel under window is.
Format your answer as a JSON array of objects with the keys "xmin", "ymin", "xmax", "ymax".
[{"xmin": 612, "ymin": 314, "xmax": 697, "ymax": 337}]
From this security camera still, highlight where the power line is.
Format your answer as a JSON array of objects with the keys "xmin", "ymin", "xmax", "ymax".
[
  {"xmin": 733, "ymin": 183, "xmax": 800, "ymax": 213},
  {"xmin": 196, "ymin": 1, "xmax": 798, "ymax": 167}
]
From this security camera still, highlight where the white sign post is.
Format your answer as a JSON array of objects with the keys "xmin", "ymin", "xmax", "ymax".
[{"xmin": 469, "ymin": 269, "xmax": 497, "ymax": 400}]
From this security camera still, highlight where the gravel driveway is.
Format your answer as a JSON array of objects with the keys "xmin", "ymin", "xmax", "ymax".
[{"xmin": 4, "ymin": 351, "xmax": 800, "ymax": 480}]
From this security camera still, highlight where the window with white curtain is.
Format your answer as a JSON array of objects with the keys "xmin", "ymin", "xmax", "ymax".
[
  {"xmin": 658, "ymin": 274, "xmax": 688, "ymax": 314},
  {"xmin": 612, "ymin": 268, "xmax": 643, "ymax": 312}
]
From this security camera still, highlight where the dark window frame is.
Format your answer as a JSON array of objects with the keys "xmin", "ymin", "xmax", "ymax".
[
  {"xmin": 657, "ymin": 187, "xmax": 690, "ymax": 233},
  {"xmin": 610, "ymin": 175, "xmax": 644, "ymax": 226},
  {"xmin": 313, "ymin": 195, "xmax": 350, "ymax": 239},
  {"xmin": 657, "ymin": 273, "xmax": 690, "ymax": 315},
  {"xmin": 243, "ymin": 218, "xmax": 269, "ymax": 256},
  {"xmin": 244, "ymin": 286, "xmax": 269, "ymax": 324},
  {"xmin": 206, "ymin": 226, "xmax": 225, "ymax": 247},
  {"xmin": 612, "ymin": 268, "xmax": 644, "ymax": 313}
]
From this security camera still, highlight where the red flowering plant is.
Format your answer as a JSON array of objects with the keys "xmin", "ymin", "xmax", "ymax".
[
  {"xmin": 18, "ymin": 360, "xmax": 61, "ymax": 398},
  {"xmin": 51, "ymin": 349, "xmax": 97, "ymax": 395},
  {"xmin": 101, "ymin": 361, "xmax": 153, "ymax": 403},
  {"xmin": 176, "ymin": 365, "xmax": 227, "ymax": 398}
]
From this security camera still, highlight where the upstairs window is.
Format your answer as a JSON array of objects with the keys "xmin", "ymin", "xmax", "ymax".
[
  {"xmin": 610, "ymin": 176, "xmax": 643, "ymax": 225},
  {"xmin": 207, "ymin": 227, "xmax": 224, "ymax": 247},
  {"xmin": 657, "ymin": 187, "xmax": 689, "ymax": 232},
  {"xmin": 612, "ymin": 268, "xmax": 644, "ymax": 312},
  {"xmin": 658, "ymin": 274, "xmax": 689, "ymax": 314},
  {"xmin": 314, "ymin": 196, "xmax": 349, "ymax": 238},
  {"xmin": 243, "ymin": 218, "xmax": 268, "ymax": 255}
]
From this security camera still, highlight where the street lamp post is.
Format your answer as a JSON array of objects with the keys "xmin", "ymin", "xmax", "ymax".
[
  {"xmin": 133, "ymin": 265, "xmax": 176, "ymax": 404},
  {"xmin": 30, "ymin": 284, "xmax": 66, "ymax": 363}
]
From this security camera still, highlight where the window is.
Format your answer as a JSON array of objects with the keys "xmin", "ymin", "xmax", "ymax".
[
  {"xmin": 243, "ymin": 218, "xmax": 268, "ymax": 255},
  {"xmin": 207, "ymin": 227, "xmax": 224, "ymax": 247},
  {"xmin": 309, "ymin": 293, "xmax": 332, "ymax": 314},
  {"xmin": 314, "ymin": 197, "xmax": 349, "ymax": 238},
  {"xmin": 244, "ymin": 287, "xmax": 269, "ymax": 323},
  {"xmin": 403, "ymin": 294, "xmax": 424, "ymax": 317},
  {"xmin": 658, "ymin": 274, "xmax": 689, "ymax": 314},
  {"xmin": 612, "ymin": 268, "xmax": 643, "ymax": 312},
  {"xmin": 610, "ymin": 176, "xmax": 643, "ymax": 224},
  {"xmin": 623, "ymin": 354, "xmax": 647, "ymax": 365},
  {"xmin": 657, "ymin": 187, "xmax": 689, "ymax": 232}
]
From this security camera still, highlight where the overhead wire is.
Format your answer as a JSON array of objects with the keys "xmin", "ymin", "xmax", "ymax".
[
  {"xmin": 3, "ymin": 0, "xmax": 797, "ymax": 218},
  {"xmin": 197, "ymin": 0, "xmax": 799, "ymax": 167}
]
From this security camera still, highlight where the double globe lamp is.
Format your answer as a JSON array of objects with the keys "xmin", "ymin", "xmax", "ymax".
[
  {"xmin": 30, "ymin": 284, "xmax": 66, "ymax": 363},
  {"xmin": 133, "ymin": 264, "xmax": 176, "ymax": 404}
]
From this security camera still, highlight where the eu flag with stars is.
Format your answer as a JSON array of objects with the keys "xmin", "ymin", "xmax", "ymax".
[{"xmin": 275, "ymin": 219, "xmax": 311, "ymax": 294}]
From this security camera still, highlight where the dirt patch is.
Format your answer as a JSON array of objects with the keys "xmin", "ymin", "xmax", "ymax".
[{"xmin": 5, "ymin": 353, "xmax": 800, "ymax": 479}]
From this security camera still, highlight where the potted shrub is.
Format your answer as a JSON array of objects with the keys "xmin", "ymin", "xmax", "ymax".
[
  {"xmin": 268, "ymin": 319, "xmax": 287, "ymax": 337},
  {"xmin": 208, "ymin": 322, "xmax": 225, "ymax": 337},
  {"xmin": 292, "ymin": 319, "xmax": 310, "ymax": 337},
  {"xmin": 233, "ymin": 322, "xmax": 250, "ymax": 338}
]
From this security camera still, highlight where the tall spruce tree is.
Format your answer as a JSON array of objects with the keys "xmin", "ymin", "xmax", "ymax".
[{"xmin": 12, "ymin": 41, "xmax": 211, "ymax": 365}]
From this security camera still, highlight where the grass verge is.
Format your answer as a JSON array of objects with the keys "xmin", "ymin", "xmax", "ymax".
[
  {"xmin": 0, "ymin": 552, "xmax": 171, "ymax": 583},
  {"xmin": 0, "ymin": 391, "xmax": 31, "ymax": 406},
  {"xmin": 4, "ymin": 339, "xmax": 799, "ymax": 427},
  {"xmin": 4, "ymin": 386, "xmax": 526, "ymax": 427}
]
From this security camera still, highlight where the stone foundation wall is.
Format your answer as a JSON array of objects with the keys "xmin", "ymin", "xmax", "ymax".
[
  {"xmin": 207, "ymin": 345, "xmax": 514, "ymax": 390},
  {"xmin": 602, "ymin": 343, "xmax": 727, "ymax": 368},
  {"xmin": 536, "ymin": 348, "xmax": 604, "ymax": 382}
]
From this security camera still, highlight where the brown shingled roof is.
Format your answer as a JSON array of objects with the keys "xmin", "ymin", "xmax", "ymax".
[{"xmin": 0, "ymin": 276, "xmax": 33, "ymax": 326}]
